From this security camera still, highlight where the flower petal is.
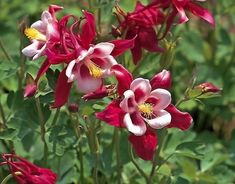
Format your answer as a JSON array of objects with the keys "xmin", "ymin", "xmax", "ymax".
[
  {"xmin": 166, "ymin": 104, "xmax": 193, "ymax": 130},
  {"xmin": 145, "ymin": 110, "xmax": 171, "ymax": 129},
  {"xmin": 111, "ymin": 37, "xmax": 136, "ymax": 57},
  {"xmin": 22, "ymin": 41, "xmax": 40, "ymax": 58},
  {"xmin": 150, "ymin": 70, "xmax": 171, "ymax": 90},
  {"xmin": 96, "ymin": 100, "xmax": 125, "ymax": 127},
  {"xmin": 76, "ymin": 64, "xmax": 102, "ymax": 93},
  {"xmin": 150, "ymin": 89, "xmax": 171, "ymax": 110},
  {"xmin": 93, "ymin": 42, "xmax": 115, "ymax": 57},
  {"xmin": 66, "ymin": 60, "xmax": 77, "ymax": 82},
  {"xmin": 187, "ymin": 2, "xmax": 215, "ymax": 26},
  {"xmin": 130, "ymin": 78, "xmax": 151, "ymax": 103},
  {"xmin": 53, "ymin": 68, "xmax": 72, "ymax": 108},
  {"xmin": 120, "ymin": 90, "xmax": 138, "ymax": 113},
  {"xmin": 35, "ymin": 59, "xmax": 51, "ymax": 83},
  {"xmin": 81, "ymin": 11, "xmax": 96, "ymax": 49},
  {"xmin": 111, "ymin": 64, "xmax": 133, "ymax": 96},
  {"xmin": 124, "ymin": 112, "xmax": 146, "ymax": 136},
  {"xmin": 128, "ymin": 128, "xmax": 157, "ymax": 160}
]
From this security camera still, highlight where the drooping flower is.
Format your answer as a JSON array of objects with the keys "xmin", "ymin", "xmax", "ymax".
[
  {"xmin": 0, "ymin": 153, "xmax": 57, "ymax": 184},
  {"xmin": 52, "ymin": 11, "xmax": 135, "ymax": 108},
  {"xmin": 96, "ymin": 65, "xmax": 193, "ymax": 160},
  {"xmin": 152, "ymin": 0, "xmax": 215, "ymax": 26},
  {"xmin": 115, "ymin": 1, "xmax": 164, "ymax": 64},
  {"xmin": 22, "ymin": 5, "xmax": 62, "ymax": 60}
]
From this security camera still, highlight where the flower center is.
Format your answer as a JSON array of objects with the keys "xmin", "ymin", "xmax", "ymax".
[
  {"xmin": 86, "ymin": 61, "xmax": 103, "ymax": 78},
  {"xmin": 24, "ymin": 28, "xmax": 46, "ymax": 42},
  {"xmin": 138, "ymin": 103, "xmax": 154, "ymax": 118}
]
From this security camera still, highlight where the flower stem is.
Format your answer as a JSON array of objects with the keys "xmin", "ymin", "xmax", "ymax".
[
  {"xmin": 128, "ymin": 143, "xmax": 148, "ymax": 183},
  {"xmin": 1, "ymin": 172, "xmax": 22, "ymax": 184},
  {"xmin": 114, "ymin": 129, "xmax": 122, "ymax": 184},
  {"xmin": 147, "ymin": 129, "xmax": 167, "ymax": 184},
  {"xmin": 79, "ymin": 141, "xmax": 84, "ymax": 184},
  {"xmin": 0, "ymin": 39, "xmax": 13, "ymax": 62},
  {"xmin": 0, "ymin": 102, "xmax": 7, "ymax": 128},
  {"xmin": 35, "ymin": 98, "xmax": 48, "ymax": 165}
]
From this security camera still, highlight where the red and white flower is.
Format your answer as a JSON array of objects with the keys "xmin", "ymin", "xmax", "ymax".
[
  {"xmin": 22, "ymin": 5, "xmax": 62, "ymax": 60},
  {"xmin": 96, "ymin": 65, "xmax": 193, "ymax": 160},
  {"xmin": 65, "ymin": 42, "xmax": 117, "ymax": 93}
]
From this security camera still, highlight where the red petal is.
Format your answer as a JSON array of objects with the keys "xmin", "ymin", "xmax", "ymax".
[
  {"xmin": 82, "ymin": 85, "xmax": 109, "ymax": 101},
  {"xmin": 128, "ymin": 128, "xmax": 157, "ymax": 160},
  {"xmin": 166, "ymin": 104, "xmax": 193, "ymax": 130},
  {"xmin": 52, "ymin": 68, "xmax": 72, "ymax": 108},
  {"xmin": 111, "ymin": 37, "xmax": 136, "ymax": 57},
  {"xmin": 81, "ymin": 11, "xmax": 96, "ymax": 49},
  {"xmin": 35, "ymin": 59, "xmax": 51, "ymax": 83},
  {"xmin": 96, "ymin": 100, "xmax": 125, "ymax": 127},
  {"xmin": 150, "ymin": 70, "xmax": 171, "ymax": 90},
  {"xmin": 138, "ymin": 27, "xmax": 164, "ymax": 52},
  {"xmin": 111, "ymin": 64, "xmax": 133, "ymax": 96},
  {"xmin": 187, "ymin": 2, "xmax": 215, "ymax": 27}
]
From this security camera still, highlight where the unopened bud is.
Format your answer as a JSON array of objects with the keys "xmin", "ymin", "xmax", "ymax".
[
  {"xmin": 68, "ymin": 103, "xmax": 79, "ymax": 113},
  {"xmin": 195, "ymin": 82, "xmax": 221, "ymax": 94},
  {"xmin": 24, "ymin": 84, "xmax": 37, "ymax": 98}
]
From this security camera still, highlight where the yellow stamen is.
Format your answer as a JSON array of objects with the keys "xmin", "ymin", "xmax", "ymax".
[
  {"xmin": 24, "ymin": 28, "xmax": 46, "ymax": 41},
  {"xmin": 86, "ymin": 61, "xmax": 103, "ymax": 78},
  {"xmin": 138, "ymin": 103, "xmax": 154, "ymax": 118}
]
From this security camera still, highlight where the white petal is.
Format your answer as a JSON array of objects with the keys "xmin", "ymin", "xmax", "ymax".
[
  {"xmin": 100, "ymin": 56, "xmax": 117, "ymax": 77},
  {"xmin": 77, "ymin": 47, "xmax": 94, "ymax": 61},
  {"xmin": 130, "ymin": 78, "xmax": 151, "ymax": 103},
  {"xmin": 66, "ymin": 60, "xmax": 77, "ymax": 82},
  {"xmin": 76, "ymin": 64, "xmax": 102, "ymax": 93},
  {"xmin": 41, "ymin": 11, "xmax": 52, "ymax": 23},
  {"xmin": 120, "ymin": 90, "xmax": 137, "ymax": 113},
  {"xmin": 145, "ymin": 110, "xmax": 171, "ymax": 129},
  {"xmin": 22, "ymin": 42, "xmax": 39, "ymax": 57},
  {"xmin": 31, "ymin": 20, "xmax": 45, "ymax": 32},
  {"xmin": 93, "ymin": 42, "xmax": 115, "ymax": 57},
  {"xmin": 150, "ymin": 88, "xmax": 171, "ymax": 110},
  {"xmin": 123, "ymin": 113, "xmax": 146, "ymax": 136},
  {"xmin": 32, "ymin": 44, "xmax": 46, "ymax": 60}
]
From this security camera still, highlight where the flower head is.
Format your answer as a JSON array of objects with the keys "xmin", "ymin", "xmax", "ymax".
[
  {"xmin": 96, "ymin": 65, "xmax": 193, "ymax": 160},
  {"xmin": 22, "ymin": 5, "xmax": 62, "ymax": 60},
  {"xmin": 1, "ymin": 153, "xmax": 57, "ymax": 184}
]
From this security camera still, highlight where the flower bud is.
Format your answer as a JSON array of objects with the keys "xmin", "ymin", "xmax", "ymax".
[
  {"xmin": 150, "ymin": 70, "xmax": 171, "ymax": 90},
  {"xmin": 68, "ymin": 103, "xmax": 79, "ymax": 113},
  {"xmin": 24, "ymin": 84, "xmax": 37, "ymax": 98},
  {"xmin": 195, "ymin": 82, "xmax": 221, "ymax": 94}
]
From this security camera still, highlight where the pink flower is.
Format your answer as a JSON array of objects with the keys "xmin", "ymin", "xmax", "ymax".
[
  {"xmin": 22, "ymin": 5, "xmax": 62, "ymax": 60},
  {"xmin": 115, "ymin": 1, "xmax": 164, "ymax": 64},
  {"xmin": 65, "ymin": 42, "xmax": 117, "ymax": 93},
  {"xmin": 96, "ymin": 65, "xmax": 193, "ymax": 160},
  {"xmin": 52, "ymin": 11, "xmax": 135, "ymax": 108},
  {"xmin": 1, "ymin": 154, "xmax": 57, "ymax": 184}
]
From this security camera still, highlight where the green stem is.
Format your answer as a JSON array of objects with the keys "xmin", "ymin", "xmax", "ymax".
[
  {"xmin": 1, "ymin": 172, "xmax": 22, "ymax": 184},
  {"xmin": 147, "ymin": 129, "xmax": 167, "ymax": 184},
  {"xmin": 128, "ymin": 143, "xmax": 148, "ymax": 183},
  {"xmin": 35, "ymin": 98, "xmax": 48, "ymax": 165},
  {"xmin": 48, "ymin": 108, "xmax": 60, "ymax": 131},
  {"xmin": 114, "ymin": 129, "xmax": 122, "ymax": 184},
  {"xmin": 79, "ymin": 141, "xmax": 84, "ymax": 184},
  {"xmin": 0, "ymin": 102, "xmax": 6, "ymax": 128},
  {"xmin": 0, "ymin": 39, "xmax": 12, "ymax": 62}
]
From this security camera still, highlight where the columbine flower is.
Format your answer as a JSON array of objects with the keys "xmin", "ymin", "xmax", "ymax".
[
  {"xmin": 115, "ymin": 1, "xmax": 164, "ymax": 64},
  {"xmin": 65, "ymin": 42, "xmax": 117, "ymax": 93},
  {"xmin": 1, "ymin": 153, "xmax": 57, "ymax": 184},
  {"xmin": 153, "ymin": 0, "xmax": 215, "ymax": 26},
  {"xmin": 22, "ymin": 5, "xmax": 62, "ymax": 60},
  {"xmin": 52, "ymin": 11, "xmax": 135, "ymax": 108},
  {"xmin": 96, "ymin": 65, "xmax": 193, "ymax": 160}
]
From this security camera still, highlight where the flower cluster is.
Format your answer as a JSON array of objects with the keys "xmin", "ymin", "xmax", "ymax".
[
  {"xmin": 0, "ymin": 154, "xmax": 56, "ymax": 184},
  {"xmin": 21, "ymin": 1, "xmax": 215, "ymax": 161}
]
